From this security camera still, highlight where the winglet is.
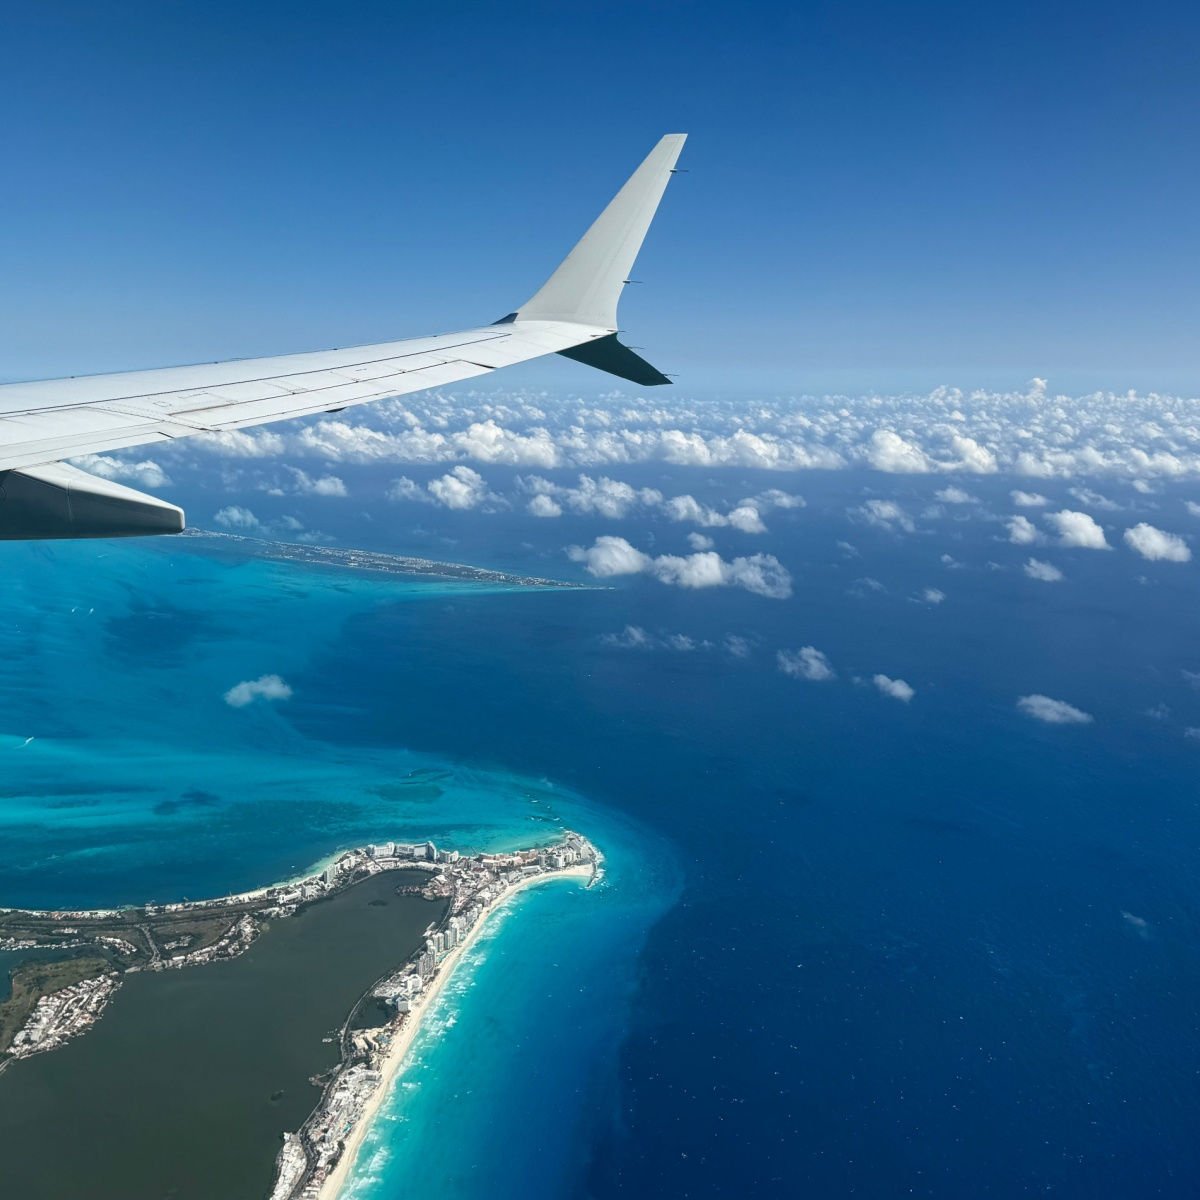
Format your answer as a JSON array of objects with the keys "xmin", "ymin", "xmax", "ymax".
[{"xmin": 517, "ymin": 134, "xmax": 686, "ymax": 333}]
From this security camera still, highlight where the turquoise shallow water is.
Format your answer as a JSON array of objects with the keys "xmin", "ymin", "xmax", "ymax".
[
  {"xmin": 0, "ymin": 537, "xmax": 677, "ymax": 1198},
  {"xmin": 0, "ymin": 539, "xmax": 648, "ymax": 906},
  {"xmin": 343, "ymin": 813, "xmax": 676, "ymax": 1199}
]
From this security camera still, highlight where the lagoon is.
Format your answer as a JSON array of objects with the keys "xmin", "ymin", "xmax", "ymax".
[{"xmin": 0, "ymin": 871, "xmax": 444, "ymax": 1200}]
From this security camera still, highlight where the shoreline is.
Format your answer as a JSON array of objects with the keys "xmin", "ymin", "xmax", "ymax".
[
  {"xmin": 263, "ymin": 833, "xmax": 601, "ymax": 1199},
  {"xmin": 315, "ymin": 863, "xmax": 595, "ymax": 1200},
  {"xmin": 2, "ymin": 831, "xmax": 602, "ymax": 1198}
]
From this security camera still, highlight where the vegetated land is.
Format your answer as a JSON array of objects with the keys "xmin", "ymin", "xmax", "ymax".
[
  {"xmin": 0, "ymin": 899, "xmax": 267, "ymax": 1054},
  {"xmin": 0, "ymin": 955, "xmax": 111, "ymax": 1053}
]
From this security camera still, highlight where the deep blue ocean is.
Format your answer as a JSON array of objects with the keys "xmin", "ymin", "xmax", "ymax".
[{"xmin": 3, "ymin": 467, "xmax": 1200, "ymax": 1198}]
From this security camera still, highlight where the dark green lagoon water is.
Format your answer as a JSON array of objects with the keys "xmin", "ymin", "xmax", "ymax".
[{"xmin": 0, "ymin": 871, "xmax": 445, "ymax": 1200}]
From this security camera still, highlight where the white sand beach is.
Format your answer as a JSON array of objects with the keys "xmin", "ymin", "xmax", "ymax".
[{"xmin": 315, "ymin": 862, "xmax": 595, "ymax": 1200}]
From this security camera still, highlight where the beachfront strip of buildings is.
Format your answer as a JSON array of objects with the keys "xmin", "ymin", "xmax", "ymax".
[{"xmin": 269, "ymin": 831, "xmax": 599, "ymax": 1200}]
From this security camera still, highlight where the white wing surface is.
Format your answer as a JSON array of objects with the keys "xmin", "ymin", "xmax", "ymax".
[{"xmin": 0, "ymin": 134, "xmax": 686, "ymax": 539}]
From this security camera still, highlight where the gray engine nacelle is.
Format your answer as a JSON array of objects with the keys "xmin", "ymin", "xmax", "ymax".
[{"xmin": 0, "ymin": 461, "xmax": 184, "ymax": 540}]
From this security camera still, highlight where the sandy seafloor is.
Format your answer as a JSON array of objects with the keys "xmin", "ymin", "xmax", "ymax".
[{"xmin": 0, "ymin": 537, "xmax": 679, "ymax": 1200}]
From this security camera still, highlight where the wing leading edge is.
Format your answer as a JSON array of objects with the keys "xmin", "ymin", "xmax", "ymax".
[{"xmin": 0, "ymin": 133, "xmax": 687, "ymax": 539}]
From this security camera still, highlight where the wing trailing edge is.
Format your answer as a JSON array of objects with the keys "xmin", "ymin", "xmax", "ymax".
[{"xmin": 557, "ymin": 335, "xmax": 673, "ymax": 387}]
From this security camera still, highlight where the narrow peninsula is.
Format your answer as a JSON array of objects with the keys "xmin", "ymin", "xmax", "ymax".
[
  {"xmin": 0, "ymin": 832, "xmax": 600, "ymax": 1200},
  {"xmin": 180, "ymin": 528, "xmax": 592, "ymax": 589}
]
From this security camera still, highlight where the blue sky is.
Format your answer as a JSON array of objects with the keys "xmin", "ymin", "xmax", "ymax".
[{"xmin": 3, "ymin": 1, "xmax": 1199, "ymax": 393}]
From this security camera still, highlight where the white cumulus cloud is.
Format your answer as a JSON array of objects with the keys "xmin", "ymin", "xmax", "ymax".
[
  {"xmin": 1017, "ymin": 694, "xmax": 1093, "ymax": 724},
  {"xmin": 214, "ymin": 505, "xmax": 262, "ymax": 531},
  {"xmin": 873, "ymin": 674, "xmax": 915, "ymax": 702},
  {"xmin": 427, "ymin": 465, "xmax": 493, "ymax": 510},
  {"xmin": 224, "ymin": 674, "xmax": 293, "ymax": 708},
  {"xmin": 391, "ymin": 466, "xmax": 497, "ymax": 510},
  {"xmin": 286, "ymin": 467, "xmax": 348, "ymax": 497},
  {"xmin": 856, "ymin": 499, "xmax": 915, "ymax": 532},
  {"xmin": 173, "ymin": 384, "xmax": 1200, "ymax": 486},
  {"xmin": 520, "ymin": 474, "xmax": 777, "ymax": 532},
  {"xmin": 521, "ymin": 474, "xmax": 658, "ymax": 519},
  {"xmin": 777, "ymin": 646, "xmax": 835, "ymax": 681},
  {"xmin": 663, "ymin": 494, "xmax": 765, "ymax": 533},
  {"xmin": 73, "ymin": 454, "xmax": 171, "ymax": 489},
  {"xmin": 1011, "ymin": 490, "xmax": 1047, "ymax": 507},
  {"xmin": 1024, "ymin": 558, "xmax": 1064, "ymax": 582},
  {"xmin": 601, "ymin": 625, "xmax": 654, "ymax": 649},
  {"xmin": 750, "ymin": 488, "xmax": 806, "ymax": 510},
  {"xmin": 1123, "ymin": 523, "xmax": 1191, "ymax": 562},
  {"xmin": 601, "ymin": 626, "xmax": 745, "ymax": 655},
  {"xmin": 935, "ymin": 486, "xmax": 977, "ymax": 504},
  {"xmin": 1046, "ymin": 510, "xmax": 1109, "ymax": 549},
  {"xmin": 947, "ymin": 435, "xmax": 998, "ymax": 474},
  {"xmin": 724, "ymin": 634, "xmax": 753, "ymax": 658},
  {"xmin": 566, "ymin": 535, "xmax": 651, "ymax": 578},
  {"xmin": 724, "ymin": 504, "xmax": 769, "ymax": 533},
  {"xmin": 527, "ymin": 494, "xmax": 563, "ymax": 518},
  {"xmin": 604, "ymin": 624, "xmax": 652, "ymax": 652},
  {"xmin": 1007, "ymin": 515, "xmax": 1042, "ymax": 545},
  {"xmin": 867, "ymin": 430, "xmax": 933, "ymax": 474},
  {"xmin": 1068, "ymin": 486, "xmax": 1120, "ymax": 512},
  {"xmin": 386, "ymin": 477, "xmax": 430, "ymax": 504},
  {"xmin": 566, "ymin": 536, "xmax": 792, "ymax": 598}
]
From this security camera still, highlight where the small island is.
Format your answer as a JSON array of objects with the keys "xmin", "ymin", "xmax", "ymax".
[
  {"xmin": 0, "ymin": 831, "xmax": 600, "ymax": 1200},
  {"xmin": 180, "ymin": 528, "xmax": 593, "ymax": 589}
]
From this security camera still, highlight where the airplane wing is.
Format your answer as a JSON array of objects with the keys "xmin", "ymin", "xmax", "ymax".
[{"xmin": 0, "ymin": 133, "xmax": 687, "ymax": 539}]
